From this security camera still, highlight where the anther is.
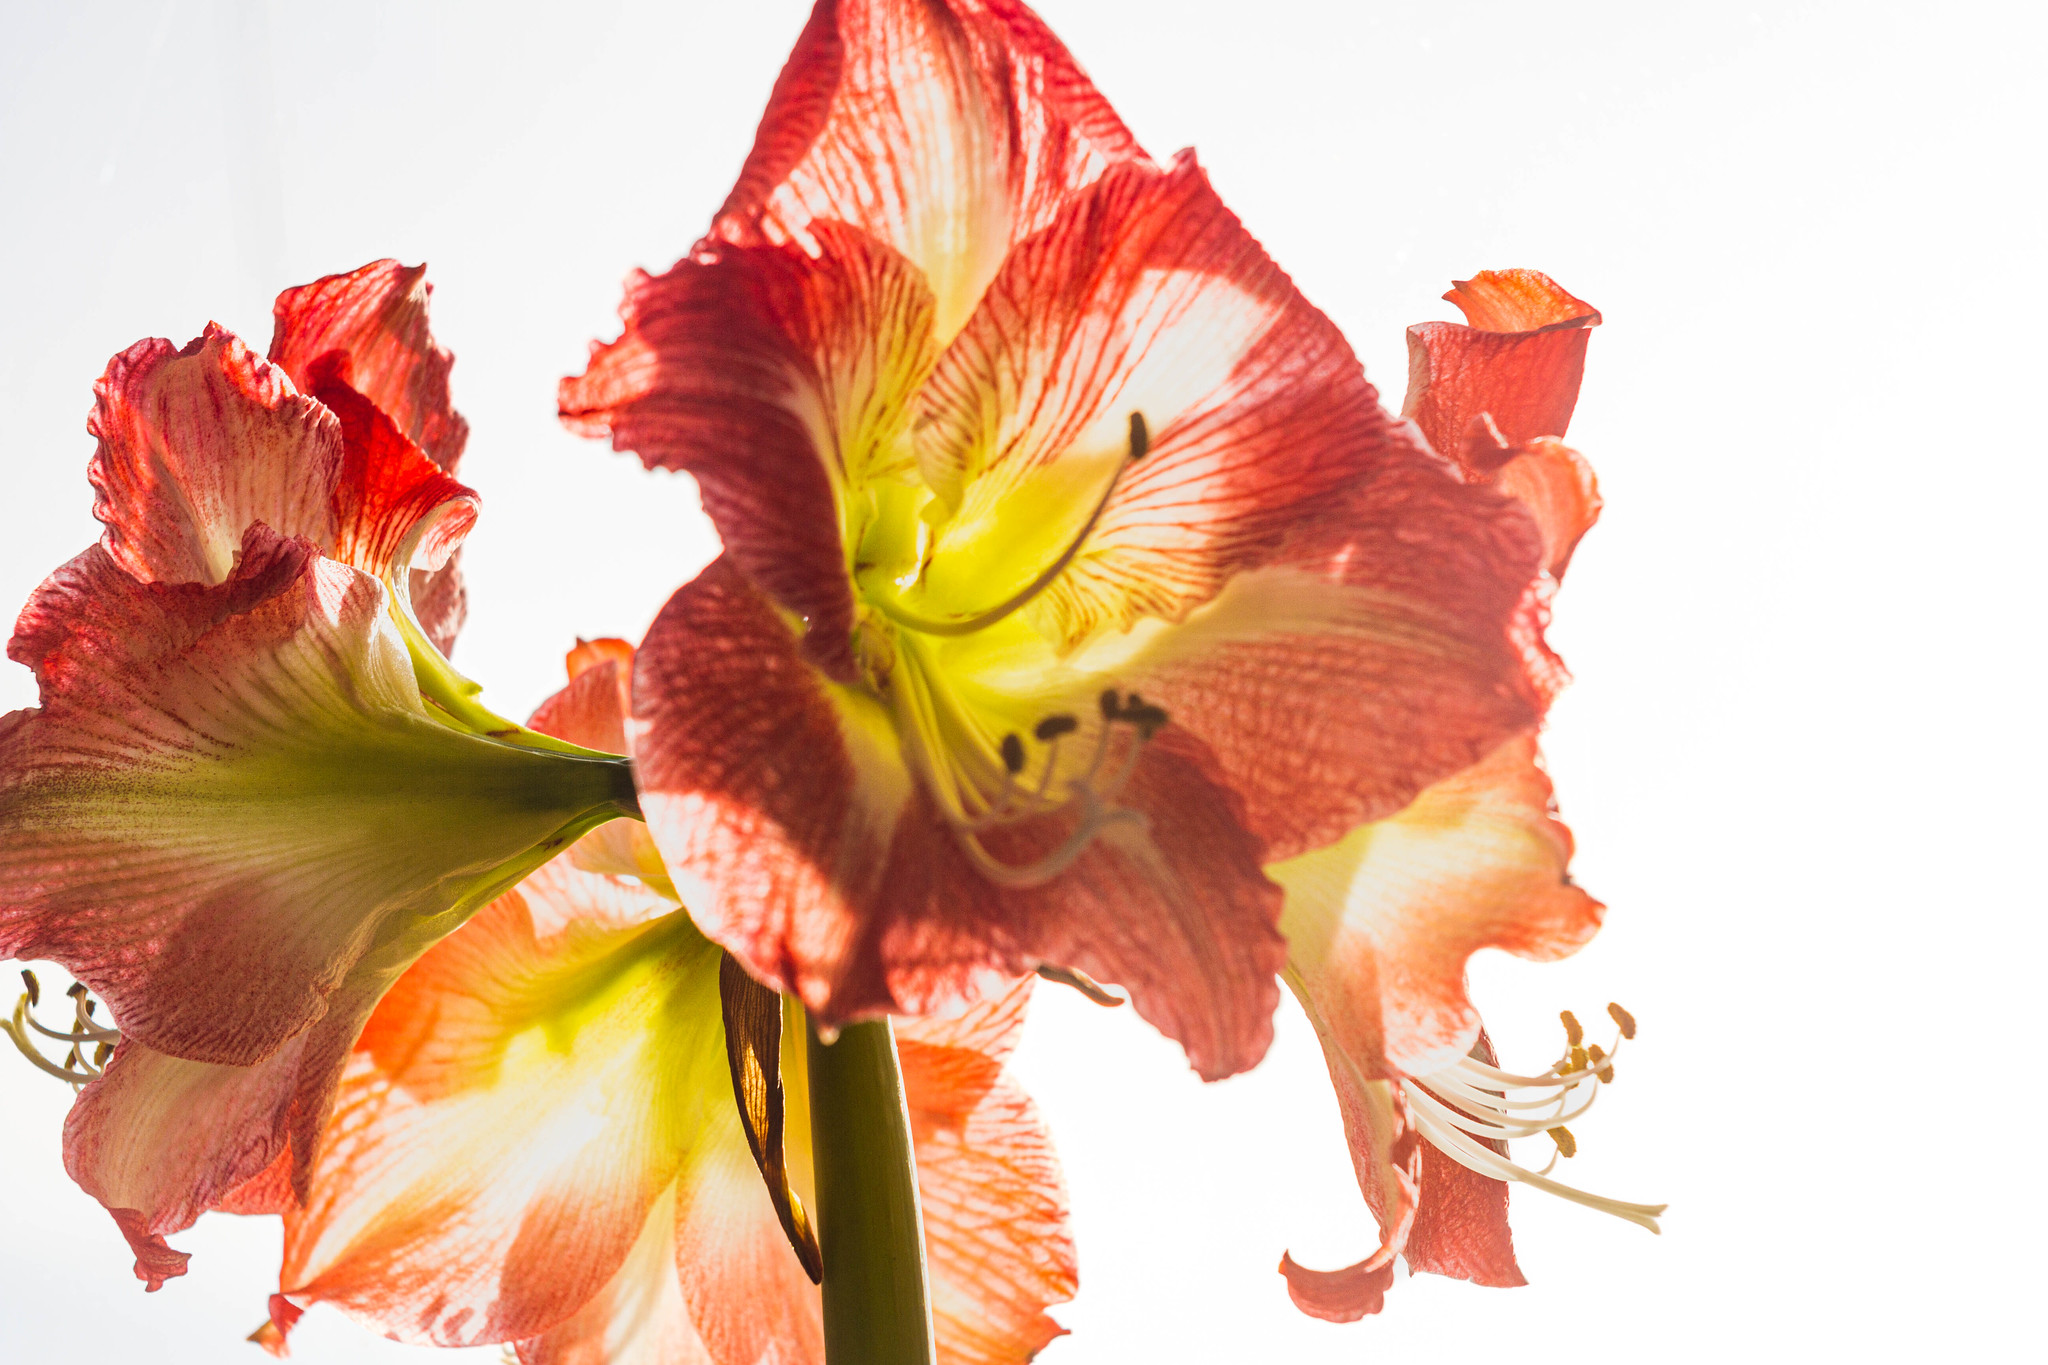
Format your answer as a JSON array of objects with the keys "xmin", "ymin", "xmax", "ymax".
[
  {"xmin": 1549, "ymin": 1126, "xmax": 1578, "ymax": 1159},
  {"xmin": 1128, "ymin": 411, "xmax": 1150, "ymax": 461},
  {"xmin": 1000, "ymin": 733, "xmax": 1026, "ymax": 774},
  {"xmin": 1129, "ymin": 703, "xmax": 1169, "ymax": 739},
  {"xmin": 94, "ymin": 1041, "xmax": 114, "ymax": 1067},
  {"xmin": 1034, "ymin": 714, "xmax": 1079, "ymax": 742},
  {"xmin": 1608, "ymin": 1002, "xmax": 1637, "ymax": 1039},
  {"xmin": 67, "ymin": 982, "xmax": 88, "ymax": 1001},
  {"xmin": 1588, "ymin": 1043, "xmax": 1615, "ymax": 1084},
  {"xmin": 1569, "ymin": 1045, "xmax": 1589, "ymax": 1075},
  {"xmin": 1561, "ymin": 1009, "xmax": 1584, "ymax": 1047},
  {"xmin": 1099, "ymin": 689, "xmax": 1121, "ymax": 720},
  {"xmin": 21, "ymin": 969, "xmax": 37, "ymax": 1009}
]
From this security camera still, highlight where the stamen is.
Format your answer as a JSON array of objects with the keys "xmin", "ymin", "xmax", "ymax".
[
  {"xmin": 1561, "ymin": 1009, "xmax": 1584, "ymax": 1047},
  {"xmin": 1405, "ymin": 1007, "xmax": 1662, "ymax": 1234},
  {"xmin": 866, "ymin": 413, "xmax": 1150, "ymax": 639},
  {"xmin": 1608, "ymin": 1002, "xmax": 1637, "ymax": 1039},
  {"xmin": 947, "ymin": 696, "xmax": 1168, "ymax": 889},
  {"xmin": 1033, "ymin": 714, "xmax": 1079, "ymax": 741},
  {"xmin": 3, "ymin": 972, "xmax": 121, "ymax": 1090}
]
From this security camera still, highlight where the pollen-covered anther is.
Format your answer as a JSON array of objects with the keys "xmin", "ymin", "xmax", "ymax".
[
  {"xmin": 3, "ymin": 971, "xmax": 122, "ymax": 1090},
  {"xmin": 1561, "ymin": 1009, "xmax": 1584, "ymax": 1047},
  {"xmin": 1608, "ymin": 1002, "xmax": 1637, "ymax": 1039},
  {"xmin": 1402, "ymin": 1005, "xmax": 1663, "ymax": 1234}
]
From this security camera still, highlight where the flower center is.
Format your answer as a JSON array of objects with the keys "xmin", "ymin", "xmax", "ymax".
[
  {"xmin": 846, "ymin": 413, "xmax": 1168, "ymax": 889},
  {"xmin": 1406, "ymin": 1003, "xmax": 1664, "ymax": 1232},
  {"xmin": 4, "ymin": 970, "xmax": 120, "ymax": 1090}
]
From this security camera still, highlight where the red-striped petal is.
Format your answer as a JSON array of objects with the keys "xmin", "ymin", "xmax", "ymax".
[
  {"xmin": 1402, "ymin": 269, "xmax": 1599, "ymax": 470},
  {"xmin": 87, "ymin": 325, "xmax": 478, "ymax": 589},
  {"xmin": 711, "ymin": 0, "xmax": 1147, "ymax": 342},
  {"xmin": 0, "ymin": 527, "xmax": 629, "ymax": 1066},
  {"xmin": 913, "ymin": 154, "xmax": 1405, "ymax": 651},
  {"xmin": 269, "ymin": 259, "xmax": 470, "ymax": 472},
  {"xmin": 631, "ymin": 558, "xmax": 1285, "ymax": 1080},
  {"xmin": 560, "ymin": 225, "xmax": 937, "ymax": 679}
]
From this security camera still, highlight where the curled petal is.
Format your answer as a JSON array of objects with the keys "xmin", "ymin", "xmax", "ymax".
[
  {"xmin": 915, "ymin": 154, "xmax": 1401, "ymax": 652},
  {"xmin": 1275, "ymin": 1069, "xmax": 1419, "ymax": 1323},
  {"xmin": 632, "ymin": 559, "xmax": 1284, "ymax": 1080},
  {"xmin": 88, "ymin": 326, "xmax": 479, "ymax": 589},
  {"xmin": 1443, "ymin": 269, "xmax": 1598, "ymax": 334},
  {"xmin": 713, "ymin": 0, "xmax": 1147, "ymax": 341},
  {"xmin": 269, "ymin": 259, "xmax": 470, "ymax": 471},
  {"xmin": 0, "ymin": 527, "xmax": 634, "ymax": 1065},
  {"xmin": 1272, "ymin": 732, "xmax": 1603, "ymax": 1080},
  {"xmin": 1493, "ymin": 437, "xmax": 1602, "ymax": 580},
  {"xmin": 560, "ymin": 227, "xmax": 937, "ymax": 678},
  {"xmin": 281, "ymin": 889, "xmax": 731, "ymax": 1348},
  {"xmin": 89, "ymin": 328, "xmax": 340, "ymax": 586},
  {"xmin": 1403, "ymin": 269, "xmax": 1600, "ymax": 467},
  {"xmin": 63, "ymin": 979, "xmax": 380, "ymax": 1286}
]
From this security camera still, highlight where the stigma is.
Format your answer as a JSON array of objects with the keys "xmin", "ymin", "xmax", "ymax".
[
  {"xmin": 3, "ymin": 970, "xmax": 121, "ymax": 1089},
  {"xmin": 1404, "ymin": 1002, "xmax": 1664, "ymax": 1233}
]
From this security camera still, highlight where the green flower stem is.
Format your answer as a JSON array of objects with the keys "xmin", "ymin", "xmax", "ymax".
[{"xmin": 807, "ymin": 1018, "xmax": 936, "ymax": 1365}]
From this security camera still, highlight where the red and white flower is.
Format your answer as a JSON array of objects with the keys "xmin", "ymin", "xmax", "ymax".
[{"xmin": 561, "ymin": 0, "xmax": 1553, "ymax": 1086}]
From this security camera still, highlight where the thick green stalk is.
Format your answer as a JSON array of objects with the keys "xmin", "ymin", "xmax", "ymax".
[{"xmin": 806, "ymin": 1018, "xmax": 936, "ymax": 1365}]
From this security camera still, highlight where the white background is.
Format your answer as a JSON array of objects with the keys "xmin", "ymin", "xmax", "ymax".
[{"xmin": 2, "ymin": 1, "xmax": 2042, "ymax": 1361}]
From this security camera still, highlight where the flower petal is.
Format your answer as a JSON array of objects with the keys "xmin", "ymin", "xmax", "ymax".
[
  {"xmin": 1402, "ymin": 1033, "xmax": 1524, "ymax": 1289},
  {"xmin": 1074, "ymin": 466, "xmax": 1549, "ymax": 861},
  {"xmin": 279, "ymin": 888, "xmax": 730, "ymax": 1347},
  {"xmin": 512, "ymin": 1185, "xmax": 716, "ymax": 1365},
  {"xmin": 88, "ymin": 328, "xmax": 341, "ymax": 586},
  {"xmin": 898, "ymin": 981, "xmax": 1076, "ymax": 1364},
  {"xmin": 632, "ymin": 558, "xmax": 1285, "ymax": 1079},
  {"xmin": 1493, "ymin": 436, "xmax": 1602, "ymax": 581},
  {"xmin": 87, "ymin": 325, "xmax": 479, "ymax": 590},
  {"xmin": 559, "ymin": 226, "xmax": 937, "ymax": 679},
  {"xmin": 268, "ymin": 259, "xmax": 470, "ymax": 472},
  {"xmin": 528, "ymin": 641, "xmax": 678, "ymax": 901},
  {"xmin": 62, "ymin": 978, "xmax": 381, "ymax": 1287},
  {"xmin": 912, "ymin": 155, "xmax": 1405, "ymax": 653},
  {"xmin": 1402, "ymin": 269, "xmax": 1599, "ymax": 469},
  {"xmin": 711, "ymin": 0, "xmax": 1147, "ymax": 342},
  {"xmin": 0, "ymin": 527, "xmax": 634, "ymax": 1065},
  {"xmin": 1275, "ymin": 1065, "xmax": 1418, "ymax": 1323},
  {"xmin": 1271, "ymin": 732, "xmax": 1603, "ymax": 1079}
]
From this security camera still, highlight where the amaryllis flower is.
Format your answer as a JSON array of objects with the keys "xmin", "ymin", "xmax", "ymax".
[
  {"xmin": 0, "ymin": 263, "xmax": 638, "ymax": 1288},
  {"xmin": 245, "ymin": 643, "xmax": 1075, "ymax": 1365},
  {"xmin": 1270, "ymin": 272, "xmax": 1661, "ymax": 1321},
  {"xmin": 560, "ymin": 0, "xmax": 1552, "ymax": 1083}
]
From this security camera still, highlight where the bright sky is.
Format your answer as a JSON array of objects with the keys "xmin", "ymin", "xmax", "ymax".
[{"xmin": 1, "ymin": 2, "xmax": 2041, "ymax": 1361}]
